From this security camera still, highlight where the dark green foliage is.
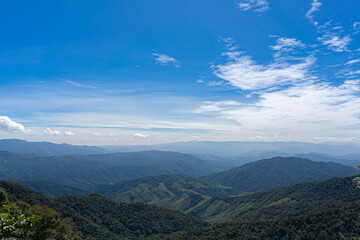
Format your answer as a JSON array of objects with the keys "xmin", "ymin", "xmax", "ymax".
[
  {"xmin": 239, "ymin": 200, "xmax": 356, "ymax": 222},
  {"xmin": 0, "ymin": 203, "xmax": 41, "ymax": 239},
  {"xmin": 203, "ymin": 157, "xmax": 357, "ymax": 193},
  {"xmin": 92, "ymin": 174, "xmax": 233, "ymax": 211},
  {"xmin": 52, "ymin": 193, "xmax": 208, "ymax": 239},
  {"xmin": 187, "ymin": 176, "xmax": 360, "ymax": 222},
  {"xmin": 0, "ymin": 189, "xmax": 82, "ymax": 240},
  {"xmin": 10, "ymin": 179, "xmax": 88, "ymax": 198},
  {"xmin": 150, "ymin": 203, "xmax": 360, "ymax": 240},
  {"xmin": 0, "ymin": 151, "xmax": 218, "ymax": 189},
  {"xmin": 0, "ymin": 181, "xmax": 52, "ymax": 206},
  {"xmin": 0, "ymin": 181, "xmax": 208, "ymax": 239}
]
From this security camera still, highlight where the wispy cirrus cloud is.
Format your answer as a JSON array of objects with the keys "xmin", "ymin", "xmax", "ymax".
[
  {"xmin": 212, "ymin": 51, "xmax": 315, "ymax": 91},
  {"xmin": 221, "ymin": 37, "xmax": 239, "ymax": 51},
  {"xmin": 153, "ymin": 53, "xmax": 180, "ymax": 67},
  {"xmin": 195, "ymin": 80, "xmax": 360, "ymax": 139},
  {"xmin": 236, "ymin": 0, "xmax": 269, "ymax": 12},
  {"xmin": 195, "ymin": 36, "xmax": 360, "ymax": 141},
  {"xmin": 270, "ymin": 36, "xmax": 307, "ymax": 59},
  {"xmin": 64, "ymin": 80, "xmax": 98, "ymax": 89},
  {"xmin": 0, "ymin": 116, "xmax": 29, "ymax": 134},
  {"xmin": 270, "ymin": 37, "xmax": 305, "ymax": 52},
  {"xmin": 305, "ymin": 1, "xmax": 353, "ymax": 53},
  {"xmin": 305, "ymin": 0, "xmax": 322, "ymax": 26},
  {"xmin": 346, "ymin": 59, "xmax": 360, "ymax": 65},
  {"xmin": 194, "ymin": 100, "xmax": 242, "ymax": 113},
  {"xmin": 317, "ymin": 34, "xmax": 352, "ymax": 52}
]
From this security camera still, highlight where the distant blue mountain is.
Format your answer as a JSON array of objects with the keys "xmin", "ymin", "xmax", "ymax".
[{"xmin": 0, "ymin": 139, "xmax": 106, "ymax": 156}]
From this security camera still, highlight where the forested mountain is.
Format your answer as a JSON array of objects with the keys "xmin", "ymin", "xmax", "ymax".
[
  {"xmin": 9, "ymin": 179, "xmax": 88, "ymax": 198},
  {"xmin": 151, "ymin": 202, "xmax": 360, "ymax": 240},
  {"xmin": 0, "ymin": 181, "xmax": 208, "ymax": 239},
  {"xmin": 187, "ymin": 176, "xmax": 360, "ymax": 223},
  {"xmin": 203, "ymin": 157, "xmax": 357, "ymax": 192},
  {"xmin": 0, "ymin": 139, "xmax": 106, "ymax": 156},
  {"xmin": 92, "ymin": 174, "xmax": 233, "ymax": 211},
  {"xmin": 2, "ymin": 175, "xmax": 360, "ymax": 239},
  {"xmin": 294, "ymin": 152, "xmax": 359, "ymax": 167},
  {"xmin": 0, "ymin": 151, "xmax": 219, "ymax": 189}
]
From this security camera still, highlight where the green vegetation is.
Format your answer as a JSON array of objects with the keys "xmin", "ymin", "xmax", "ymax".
[
  {"xmin": 188, "ymin": 176, "xmax": 360, "ymax": 223},
  {"xmin": 1, "ymin": 151, "xmax": 360, "ymax": 239},
  {"xmin": 93, "ymin": 174, "xmax": 233, "ymax": 212},
  {"xmin": 203, "ymin": 157, "xmax": 357, "ymax": 193},
  {"xmin": 2, "ymin": 174, "xmax": 360, "ymax": 239},
  {"xmin": 150, "ymin": 202, "xmax": 360, "ymax": 240},
  {"xmin": 0, "ymin": 188, "xmax": 82, "ymax": 240},
  {"xmin": 0, "ymin": 181, "xmax": 208, "ymax": 239},
  {"xmin": 10, "ymin": 179, "xmax": 88, "ymax": 198}
]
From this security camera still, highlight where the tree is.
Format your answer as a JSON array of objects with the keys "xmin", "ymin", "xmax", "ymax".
[{"xmin": 0, "ymin": 188, "xmax": 82, "ymax": 240}]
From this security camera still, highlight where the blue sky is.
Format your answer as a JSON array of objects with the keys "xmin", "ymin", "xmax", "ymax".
[{"xmin": 1, "ymin": 0, "xmax": 360, "ymax": 145}]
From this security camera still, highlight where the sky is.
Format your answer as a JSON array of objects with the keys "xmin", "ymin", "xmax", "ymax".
[{"xmin": 1, "ymin": 0, "xmax": 360, "ymax": 145}]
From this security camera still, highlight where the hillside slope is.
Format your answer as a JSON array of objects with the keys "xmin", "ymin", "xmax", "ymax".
[
  {"xmin": 151, "ymin": 202, "xmax": 360, "ymax": 240},
  {"xmin": 188, "ymin": 175, "xmax": 360, "ymax": 223},
  {"xmin": 203, "ymin": 157, "xmax": 357, "ymax": 192},
  {"xmin": 0, "ymin": 181, "xmax": 208, "ymax": 239},
  {"xmin": 9, "ymin": 179, "xmax": 88, "ymax": 198},
  {"xmin": 92, "ymin": 174, "xmax": 233, "ymax": 211}
]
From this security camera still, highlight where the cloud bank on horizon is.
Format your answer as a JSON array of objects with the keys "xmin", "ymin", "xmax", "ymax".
[{"xmin": 0, "ymin": 0, "xmax": 360, "ymax": 145}]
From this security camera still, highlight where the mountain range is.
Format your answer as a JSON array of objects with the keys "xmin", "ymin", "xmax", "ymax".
[
  {"xmin": 1, "ymin": 139, "xmax": 359, "ymax": 165},
  {"xmin": 203, "ymin": 156, "xmax": 357, "ymax": 192},
  {"xmin": 0, "ymin": 150, "xmax": 220, "ymax": 189},
  {"xmin": 0, "ymin": 139, "xmax": 105, "ymax": 156},
  {"xmin": 2, "ymin": 174, "xmax": 360, "ymax": 239}
]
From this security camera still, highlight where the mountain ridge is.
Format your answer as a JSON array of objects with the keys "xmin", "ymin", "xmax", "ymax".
[{"xmin": 203, "ymin": 156, "xmax": 357, "ymax": 192}]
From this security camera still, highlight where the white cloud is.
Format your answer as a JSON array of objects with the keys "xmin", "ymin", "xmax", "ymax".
[
  {"xmin": 153, "ymin": 53, "xmax": 180, "ymax": 67},
  {"xmin": 354, "ymin": 22, "xmax": 360, "ymax": 33},
  {"xmin": 270, "ymin": 37, "xmax": 306, "ymax": 59},
  {"xmin": 207, "ymin": 81, "xmax": 224, "ymax": 86},
  {"xmin": 191, "ymin": 136, "xmax": 200, "ymax": 139},
  {"xmin": 133, "ymin": 133, "xmax": 149, "ymax": 138},
  {"xmin": 212, "ymin": 52, "xmax": 315, "ymax": 91},
  {"xmin": 347, "ymin": 70, "xmax": 360, "ymax": 76},
  {"xmin": 0, "ymin": 116, "xmax": 29, "ymax": 134},
  {"xmin": 317, "ymin": 34, "xmax": 352, "ymax": 52},
  {"xmin": 346, "ymin": 59, "xmax": 360, "ymax": 65},
  {"xmin": 194, "ymin": 35, "xmax": 360, "ymax": 141},
  {"xmin": 306, "ymin": 0, "xmax": 322, "ymax": 26},
  {"xmin": 64, "ymin": 131, "xmax": 75, "ymax": 136},
  {"xmin": 194, "ymin": 80, "xmax": 360, "ymax": 139},
  {"xmin": 93, "ymin": 132, "xmax": 114, "ymax": 137},
  {"xmin": 221, "ymin": 37, "xmax": 238, "ymax": 51},
  {"xmin": 270, "ymin": 37, "xmax": 305, "ymax": 52},
  {"xmin": 64, "ymin": 80, "xmax": 98, "ymax": 89},
  {"xmin": 44, "ymin": 128, "xmax": 61, "ymax": 136},
  {"xmin": 194, "ymin": 100, "xmax": 243, "ymax": 113},
  {"xmin": 237, "ymin": 0, "xmax": 269, "ymax": 12}
]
